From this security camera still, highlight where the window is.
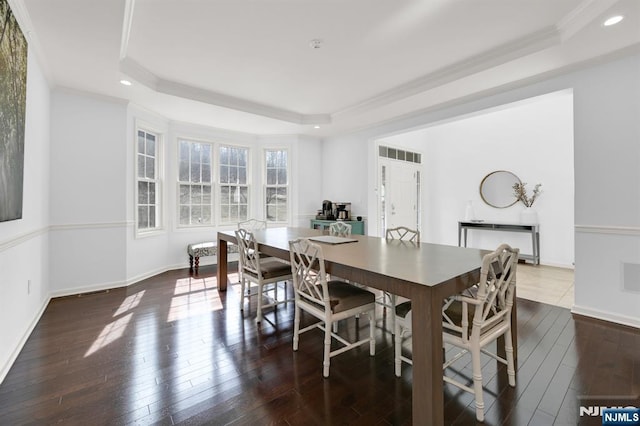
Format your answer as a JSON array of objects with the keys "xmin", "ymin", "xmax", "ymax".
[
  {"xmin": 178, "ymin": 139, "xmax": 213, "ymax": 226},
  {"xmin": 219, "ymin": 145, "xmax": 249, "ymax": 223},
  {"xmin": 265, "ymin": 149, "xmax": 288, "ymax": 222},
  {"xmin": 136, "ymin": 129, "xmax": 160, "ymax": 232}
]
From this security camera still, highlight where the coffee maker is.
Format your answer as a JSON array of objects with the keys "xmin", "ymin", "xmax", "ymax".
[
  {"xmin": 320, "ymin": 200, "xmax": 334, "ymax": 220},
  {"xmin": 335, "ymin": 203, "xmax": 351, "ymax": 220}
]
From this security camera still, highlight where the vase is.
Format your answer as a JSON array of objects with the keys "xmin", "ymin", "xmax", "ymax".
[
  {"xmin": 520, "ymin": 207, "xmax": 538, "ymax": 224},
  {"xmin": 464, "ymin": 200, "xmax": 476, "ymax": 221}
]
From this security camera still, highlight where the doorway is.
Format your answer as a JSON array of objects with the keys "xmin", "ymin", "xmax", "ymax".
[{"xmin": 378, "ymin": 145, "xmax": 422, "ymax": 236}]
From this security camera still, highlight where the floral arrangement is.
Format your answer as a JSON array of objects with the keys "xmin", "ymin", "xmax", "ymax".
[{"xmin": 513, "ymin": 182, "xmax": 542, "ymax": 207}]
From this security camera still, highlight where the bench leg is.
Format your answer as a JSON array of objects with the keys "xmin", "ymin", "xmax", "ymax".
[
  {"xmin": 189, "ymin": 255, "xmax": 194, "ymax": 272},
  {"xmin": 194, "ymin": 256, "xmax": 200, "ymax": 274}
]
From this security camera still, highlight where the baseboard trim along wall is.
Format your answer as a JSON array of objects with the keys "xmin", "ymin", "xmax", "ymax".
[
  {"xmin": 0, "ymin": 296, "xmax": 51, "ymax": 385},
  {"xmin": 575, "ymin": 225, "xmax": 640, "ymax": 236},
  {"xmin": 572, "ymin": 304, "xmax": 640, "ymax": 329}
]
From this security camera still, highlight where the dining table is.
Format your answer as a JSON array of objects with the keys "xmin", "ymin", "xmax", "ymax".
[{"xmin": 216, "ymin": 226, "xmax": 515, "ymax": 426}]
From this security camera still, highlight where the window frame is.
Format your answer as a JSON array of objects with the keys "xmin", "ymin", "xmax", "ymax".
[
  {"xmin": 176, "ymin": 137, "xmax": 215, "ymax": 228},
  {"xmin": 263, "ymin": 147, "xmax": 290, "ymax": 224},
  {"xmin": 134, "ymin": 125, "xmax": 163, "ymax": 237},
  {"xmin": 218, "ymin": 143, "xmax": 250, "ymax": 225}
]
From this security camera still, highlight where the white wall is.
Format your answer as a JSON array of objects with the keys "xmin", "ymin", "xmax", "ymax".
[
  {"xmin": 378, "ymin": 90, "xmax": 575, "ymax": 267},
  {"xmin": 323, "ymin": 51, "xmax": 640, "ymax": 327},
  {"xmin": 49, "ymin": 90, "xmax": 128, "ymax": 295},
  {"xmin": 0, "ymin": 48, "xmax": 51, "ymax": 382}
]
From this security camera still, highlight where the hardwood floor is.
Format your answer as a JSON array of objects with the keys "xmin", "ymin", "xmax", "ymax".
[{"xmin": 1, "ymin": 264, "xmax": 638, "ymax": 425}]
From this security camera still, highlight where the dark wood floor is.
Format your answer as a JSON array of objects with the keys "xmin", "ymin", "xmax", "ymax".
[{"xmin": 1, "ymin": 264, "xmax": 638, "ymax": 425}]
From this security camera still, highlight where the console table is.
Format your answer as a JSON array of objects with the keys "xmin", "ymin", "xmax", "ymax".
[{"xmin": 458, "ymin": 221, "xmax": 540, "ymax": 265}]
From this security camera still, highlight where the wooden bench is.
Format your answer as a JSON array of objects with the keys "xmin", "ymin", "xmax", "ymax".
[{"xmin": 187, "ymin": 241, "xmax": 237, "ymax": 273}]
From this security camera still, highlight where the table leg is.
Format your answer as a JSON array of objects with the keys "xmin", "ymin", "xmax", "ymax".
[
  {"xmin": 217, "ymin": 237, "xmax": 228, "ymax": 291},
  {"xmin": 410, "ymin": 288, "xmax": 443, "ymax": 425}
]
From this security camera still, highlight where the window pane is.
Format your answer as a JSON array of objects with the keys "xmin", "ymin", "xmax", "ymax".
[
  {"xmin": 239, "ymin": 205, "xmax": 247, "ymax": 220},
  {"xmin": 138, "ymin": 133, "xmax": 145, "ymax": 155},
  {"xmin": 138, "ymin": 182, "xmax": 148, "ymax": 204},
  {"xmin": 179, "ymin": 140, "xmax": 189, "ymax": 160},
  {"xmin": 191, "ymin": 206, "xmax": 202, "ymax": 224},
  {"xmin": 277, "ymin": 168, "xmax": 286, "ymax": 184},
  {"xmin": 266, "ymin": 187, "xmax": 276, "ymax": 204},
  {"xmin": 137, "ymin": 155, "xmax": 145, "ymax": 178},
  {"xmin": 179, "ymin": 185, "xmax": 190, "ymax": 204},
  {"xmin": 229, "ymin": 166, "xmax": 238, "ymax": 183},
  {"xmin": 191, "ymin": 162, "xmax": 201, "ymax": 183},
  {"xmin": 221, "ymin": 205, "xmax": 229, "ymax": 221},
  {"xmin": 138, "ymin": 206, "xmax": 148, "ymax": 228},
  {"xmin": 179, "ymin": 206, "xmax": 190, "ymax": 225},
  {"xmin": 202, "ymin": 185, "xmax": 211, "ymax": 204},
  {"xmin": 220, "ymin": 186, "xmax": 230, "ymax": 204},
  {"xmin": 220, "ymin": 165, "xmax": 229, "ymax": 183},
  {"xmin": 266, "ymin": 151, "xmax": 276, "ymax": 168},
  {"xmin": 278, "ymin": 150, "xmax": 287, "ymax": 167},
  {"xmin": 277, "ymin": 187, "xmax": 287, "ymax": 198},
  {"xmin": 202, "ymin": 145, "xmax": 211, "ymax": 164},
  {"xmin": 148, "ymin": 182, "xmax": 156, "ymax": 204},
  {"xmin": 238, "ymin": 167, "xmax": 246, "ymax": 184},
  {"xmin": 230, "ymin": 147, "xmax": 238, "ymax": 165},
  {"xmin": 191, "ymin": 185, "xmax": 202, "ymax": 204},
  {"xmin": 146, "ymin": 157, "xmax": 155, "ymax": 179},
  {"xmin": 201, "ymin": 206, "xmax": 211, "ymax": 223},
  {"xmin": 238, "ymin": 149, "xmax": 247, "ymax": 167},
  {"xmin": 149, "ymin": 206, "xmax": 156, "ymax": 228},
  {"xmin": 267, "ymin": 168, "xmax": 276, "ymax": 185},
  {"xmin": 230, "ymin": 205, "xmax": 238, "ymax": 220},
  {"xmin": 202, "ymin": 164, "xmax": 211, "ymax": 183},
  {"xmin": 146, "ymin": 133, "xmax": 155, "ymax": 155},
  {"xmin": 239, "ymin": 187, "xmax": 248, "ymax": 203},
  {"xmin": 220, "ymin": 146, "xmax": 229, "ymax": 165},
  {"xmin": 179, "ymin": 160, "xmax": 189, "ymax": 182}
]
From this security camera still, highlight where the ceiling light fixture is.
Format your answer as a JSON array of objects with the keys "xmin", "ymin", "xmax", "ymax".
[
  {"xmin": 120, "ymin": 79, "xmax": 132, "ymax": 86},
  {"xmin": 309, "ymin": 39, "xmax": 323, "ymax": 49},
  {"xmin": 314, "ymin": 125, "xmax": 320, "ymax": 129},
  {"xmin": 603, "ymin": 15, "xmax": 624, "ymax": 26}
]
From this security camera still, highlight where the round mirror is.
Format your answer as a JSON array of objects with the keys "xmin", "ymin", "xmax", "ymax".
[{"xmin": 479, "ymin": 170, "xmax": 521, "ymax": 208}]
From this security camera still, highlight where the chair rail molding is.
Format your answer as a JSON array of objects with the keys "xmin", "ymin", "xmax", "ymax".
[
  {"xmin": 0, "ymin": 226, "xmax": 49, "ymax": 253},
  {"xmin": 575, "ymin": 225, "xmax": 640, "ymax": 236}
]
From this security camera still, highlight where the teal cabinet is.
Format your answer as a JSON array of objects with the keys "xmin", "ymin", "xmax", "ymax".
[{"xmin": 310, "ymin": 219, "xmax": 365, "ymax": 235}]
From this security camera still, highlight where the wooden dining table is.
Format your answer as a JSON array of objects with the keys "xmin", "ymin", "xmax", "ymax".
[{"xmin": 216, "ymin": 227, "xmax": 507, "ymax": 425}]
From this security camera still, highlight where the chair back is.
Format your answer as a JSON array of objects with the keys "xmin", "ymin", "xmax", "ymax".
[
  {"xmin": 235, "ymin": 228, "xmax": 261, "ymax": 275},
  {"xmin": 289, "ymin": 238, "xmax": 329, "ymax": 310},
  {"xmin": 386, "ymin": 226, "xmax": 420, "ymax": 243},
  {"xmin": 329, "ymin": 221, "xmax": 352, "ymax": 237},
  {"xmin": 444, "ymin": 243, "xmax": 519, "ymax": 341},
  {"xmin": 238, "ymin": 219, "xmax": 267, "ymax": 231}
]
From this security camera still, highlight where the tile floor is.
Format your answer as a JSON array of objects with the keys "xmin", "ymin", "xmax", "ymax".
[{"xmin": 516, "ymin": 262, "xmax": 574, "ymax": 309}]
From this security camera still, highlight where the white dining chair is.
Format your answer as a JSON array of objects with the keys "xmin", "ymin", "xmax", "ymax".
[
  {"xmin": 380, "ymin": 226, "xmax": 420, "ymax": 334},
  {"xmin": 289, "ymin": 238, "xmax": 376, "ymax": 377},
  {"xmin": 394, "ymin": 243, "xmax": 519, "ymax": 422},
  {"xmin": 235, "ymin": 228, "xmax": 292, "ymax": 323},
  {"xmin": 329, "ymin": 221, "xmax": 352, "ymax": 237}
]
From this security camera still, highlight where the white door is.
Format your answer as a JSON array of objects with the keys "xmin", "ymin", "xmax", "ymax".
[{"xmin": 380, "ymin": 159, "xmax": 420, "ymax": 234}]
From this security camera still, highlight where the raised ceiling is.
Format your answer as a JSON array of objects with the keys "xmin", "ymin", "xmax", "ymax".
[{"xmin": 15, "ymin": 0, "xmax": 640, "ymax": 136}]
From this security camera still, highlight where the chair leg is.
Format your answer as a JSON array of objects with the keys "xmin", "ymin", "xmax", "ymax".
[
  {"xmin": 239, "ymin": 277, "xmax": 245, "ymax": 311},
  {"xmin": 323, "ymin": 320, "xmax": 332, "ymax": 378},
  {"xmin": 255, "ymin": 282, "xmax": 264, "ymax": 323},
  {"xmin": 470, "ymin": 346, "xmax": 485, "ymax": 422},
  {"xmin": 369, "ymin": 311, "xmax": 375, "ymax": 356},
  {"xmin": 293, "ymin": 305, "xmax": 300, "ymax": 351},
  {"xmin": 390, "ymin": 294, "xmax": 396, "ymax": 335},
  {"xmin": 504, "ymin": 327, "xmax": 516, "ymax": 387},
  {"xmin": 394, "ymin": 321, "xmax": 402, "ymax": 377},
  {"xmin": 332, "ymin": 322, "xmax": 339, "ymax": 333}
]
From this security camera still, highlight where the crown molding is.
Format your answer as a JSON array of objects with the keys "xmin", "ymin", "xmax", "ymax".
[
  {"xmin": 116, "ymin": 0, "xmax": 617, "ymax": 127},
  {"xmin": 9, "ymin": 0, "xmax": 54, "ymax": 85}
]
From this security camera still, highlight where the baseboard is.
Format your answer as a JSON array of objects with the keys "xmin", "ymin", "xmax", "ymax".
[
  {"xmin": 571, "ymin": 304, "xmax": 640, "ymax": 329},
  {"xmin": 0, "ymin": 296, "xmax": 51, "ymax": 385}
]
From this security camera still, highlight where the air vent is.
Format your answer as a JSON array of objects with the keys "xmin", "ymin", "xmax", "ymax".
[{"xmin": 379, "ymin": 145, "xmax": 421, "ymax": 164}]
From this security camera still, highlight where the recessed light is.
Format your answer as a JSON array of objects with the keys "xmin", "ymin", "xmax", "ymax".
[
  {"xmin": 309, "ymin": 39, "xmax": 323, "ymax": 49},
  {"xmin": 603, "ymin": 15, "xmax": 624, "ymax": 26},
  {"xmin": 314, "ymin": 125, "xmax": 320, "ymax": 129},
  {"xmin": 120, "ymin": 79, "xmax": 132, "ymax": 86}
]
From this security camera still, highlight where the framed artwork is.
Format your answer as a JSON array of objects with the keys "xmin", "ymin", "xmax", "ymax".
[{"xmin": 0, "ymin": 0, "xmax": 28, "ymax": 222}]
